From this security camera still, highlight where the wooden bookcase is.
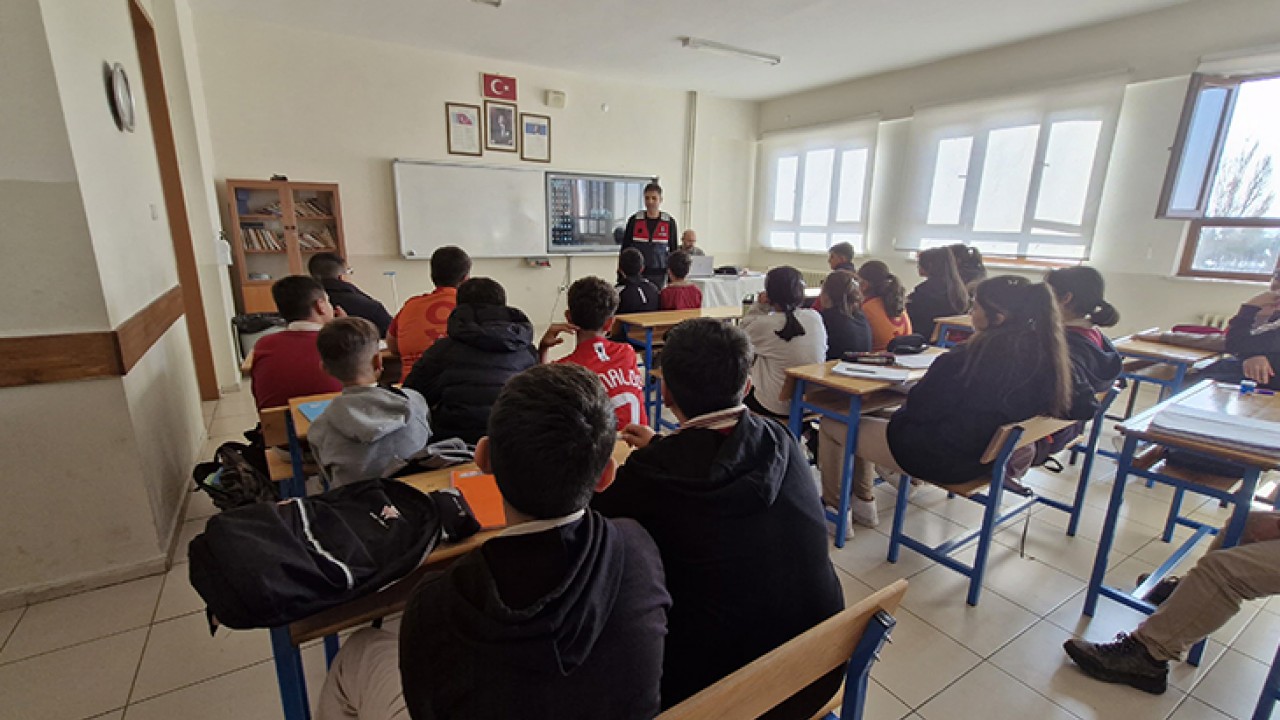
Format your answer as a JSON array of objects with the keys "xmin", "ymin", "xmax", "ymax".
[{"xmin": 225, "ymin": 179, "xmax": 346, "ymax": 314}]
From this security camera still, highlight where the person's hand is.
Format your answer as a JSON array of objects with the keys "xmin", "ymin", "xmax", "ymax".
[
  {"xmin": 334, "ymin": 305, "xmax": 348, "ymax": 318},
  {"xmin": 538, "ymin": 323, "xmax": 577, "ymax": 351},
  {"xmin": 620, "ymin": 424, "xmax": 656, "ymax": 449},
  {"xmin": 756, "ymin": 290, "xmax": 769, "ymax": 307},
  {"xmin": 1243, "ymin": 355, "xmax": 1275, "ymax": 385}
]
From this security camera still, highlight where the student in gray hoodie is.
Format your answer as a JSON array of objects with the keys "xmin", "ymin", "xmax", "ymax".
[{"xmin": 309, "ymin": 317, "xmax": 431, "ymax": 488}]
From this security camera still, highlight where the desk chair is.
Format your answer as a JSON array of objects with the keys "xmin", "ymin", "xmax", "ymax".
[
  {"xmin": 1057, "ymin": 386, "xmax": 1121, "ymax": 536},
  {"xmin": 887, "ymin": 416, "xmax": 1080, "ymax": 606},
  {"xmin": 657, "ymin": 580, "xmax": 907, "ymax": 720},
  {"xmin": 258, "ymin": 406, "xmax": 309, "ymax": 499}
]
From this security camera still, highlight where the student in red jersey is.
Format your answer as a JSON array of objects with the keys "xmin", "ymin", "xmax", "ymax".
[
  {"xmin": 246, "ymin": 276, "xmax": 343, "ymax": 410},
  {"xmin": 386, "ymin": 246, "xmax": 471, "ymax": 381},
  {"xmin": 621, "ymin": 183, "xmax": 678, "ymax": 289},
  {"xmin": 659, "ymin": 251, "xmax": 703, "ymax": 310},
  {"xmin": 540, "ymin": 277, "xmax": 648, "ymax": 429}
]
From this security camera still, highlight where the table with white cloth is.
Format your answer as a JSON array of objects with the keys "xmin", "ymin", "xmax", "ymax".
[{"xmin": 692, "ymin": 274, "xmax": 767, "ymax": 308}]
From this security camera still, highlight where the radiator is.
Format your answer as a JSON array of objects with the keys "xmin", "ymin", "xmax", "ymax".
[
  {"xmin": 1198, "ymin": 313, "xmax": 1231, "ymax": 330},
  {"xmin": 799, "ymin": 269, "xmax": 828, "ymax": 287}
]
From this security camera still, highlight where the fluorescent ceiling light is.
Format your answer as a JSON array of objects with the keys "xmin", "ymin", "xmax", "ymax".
[
  {"xmin": 681, "ymin": 36, "xmax": 781, "ymax": 66},
  {"xmin": 472, "ymin": 0, "xmax": 501, "ymax": 7}
]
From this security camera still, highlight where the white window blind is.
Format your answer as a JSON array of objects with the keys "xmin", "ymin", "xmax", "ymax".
[
  {"xmin": 757, "ymin": 118, "xmax": 878, "ymax": 253},
  {"xmin": 896, "ymin": 78, "xmax": 1124, "ymax": 260}
]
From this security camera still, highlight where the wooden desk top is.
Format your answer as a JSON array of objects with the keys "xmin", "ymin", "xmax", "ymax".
[
  {"xmin": 782, "ymin": 348, "xmax": 944, "ymax": 400},
  {"xmin": 1113, "ymin": 336, "xmax": 1221, "ymax": 364},
  {"xmin": 288, "ymin": 391, "xmax": 341, "ymax": 440},
  {"xmin": 1120, "ymin": 380, "xmax": 1280, "ymax": 469},
  {"xmin": 933, "ymin": 314, "xmax": 974, "ymax": 328},
  {"xmin": 614, "ymin": 305, "xmax": 742, "ymax": 328}
]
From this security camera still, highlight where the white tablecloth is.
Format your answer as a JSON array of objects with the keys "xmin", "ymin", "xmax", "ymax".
[{"xmin": 692, "ymin": 275, "xmax": 767, "ymax": 308}]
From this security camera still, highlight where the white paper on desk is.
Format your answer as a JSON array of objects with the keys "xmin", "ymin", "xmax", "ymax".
[
  {"xmin": 1151, "ymin": 404, "xmax": 1280, "ymax": 451},
  {"xmin": 832, "ymin": 362, "xmax": 911, "ymax": 383},
  {"xmin": 893, "ymin": 354, "xmax": 938, "ymax": 370}
]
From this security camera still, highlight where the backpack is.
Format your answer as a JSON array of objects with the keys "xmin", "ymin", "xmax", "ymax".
[
  {"xmin": 192, "ymin": 441, "xmax": 278, "ymax": 511},
  {"xmin": 1005, "ymin": 422, "xmax": 1084, "ymax": 480},
  {"xmin": 187, "ymin": 478, "xmax": 480, "ymax": 630}
]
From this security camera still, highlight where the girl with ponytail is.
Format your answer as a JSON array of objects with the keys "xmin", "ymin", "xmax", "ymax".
[
  {"xmin": 908, "ymin": 247, "xmax": 970, "ymax": 341},
  {"xmin": 819, "ymin": 276, "xmax": 1089, "ymax": 519},
  {"xmin": 857, "ymin": 261, "xmax": 912, "ymax": 351},
  {"xmin": 1045, "ymin": 266, "xmax": 1124, "ymax": 417},
  {"xmin": 741, "ymin": 266, "xmax": 827, "ymax": 418}
]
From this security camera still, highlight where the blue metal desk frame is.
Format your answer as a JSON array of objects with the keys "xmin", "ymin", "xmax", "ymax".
[{"xmin": 787, "ymin": 375, "xmax": 868, "ymax": 548}]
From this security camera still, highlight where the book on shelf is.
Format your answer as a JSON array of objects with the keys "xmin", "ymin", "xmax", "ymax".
[
  {"xmin": 241, "ymin": 226, "xmax": 282, "ymax": 251},
  {"xmin": 293, "ymin": 199, "xmax": 330, "ymax": 217}
]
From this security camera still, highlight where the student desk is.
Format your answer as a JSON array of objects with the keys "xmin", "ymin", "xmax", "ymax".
[
  {"xmin": 268, "ymin": 440, "xmax": 634, "ymax": 720},
  {"xmin": 930, "ymin": 314, "xmax": 974, "ymax": 348},
  {"xmin": 782, "ymin": 349, "xmax": 943, "ymax": 547},
  {"xmin": 1112, "ymin": 335, "xmax": 1221, "ymax": 418},
  {"xmin": 615, "ymin": 306, "xmax": 743, "ymax": 428},
  {"xmin": 1083, "ymin": 381, "xmax": 1280, "ymax": 665}
]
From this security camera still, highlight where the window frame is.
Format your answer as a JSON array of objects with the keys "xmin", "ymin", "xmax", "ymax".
[
  {"xmin": 897, "ymin": 80, "xmax": 1123, "ymax": 262},
  {"xmin": 1164, "ymin": 72, "xmax": 1280, "ymax": 282},
  {"xmin": 756, "ymin": 121, "xmax": 878, "ymax": 254}
]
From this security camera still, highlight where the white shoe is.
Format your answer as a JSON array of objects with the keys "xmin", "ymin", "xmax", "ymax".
[
  {"xmin": 851, "ymin": 496, "xmax": 880, "ymax": 528},
  {"xmin": 824, "ymin": 506, "xmax": 854, "ymax": 541}
]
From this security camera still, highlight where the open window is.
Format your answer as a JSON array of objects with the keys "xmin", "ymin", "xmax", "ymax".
[{"xmin": 1162, "ymin": 73, "xmax": 1280, "ymax": 280}]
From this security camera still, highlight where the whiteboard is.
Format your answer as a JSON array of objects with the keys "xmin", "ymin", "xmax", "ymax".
[{"xmin": 393, "ymin": 160, "xmax": 546, "ymax": 259}]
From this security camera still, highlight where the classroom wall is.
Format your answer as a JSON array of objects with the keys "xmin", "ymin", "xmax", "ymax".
[
  {"xmin": 190, "ymin": 10, "xmax": 757, "ymax": 331},
  {"xmin": 751, "ymin": 0, "xmax": 1280, "ymax": 334},
  {"xmin": 0, "ymin": 0, "xmax": 207, "ymax": 605}
]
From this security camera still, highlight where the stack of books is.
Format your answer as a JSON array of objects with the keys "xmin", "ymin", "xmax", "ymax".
[{"xmin": 242, "ymin": 226, "xmax": 283, "ymax": 250}]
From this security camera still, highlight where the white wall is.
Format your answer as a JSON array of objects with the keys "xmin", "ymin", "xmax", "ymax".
[
  {"xmin": 190, "ymin": 10, "xmax": 757, "ymax": 331},
  {"xmin": 752, "ymin": 0, "xmax": 1280, "ymax": 334}
]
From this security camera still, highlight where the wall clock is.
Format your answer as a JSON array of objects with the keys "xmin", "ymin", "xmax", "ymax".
[{"xmin": 105, "ymin": 62, "xmax": 135, "ymax": 132}]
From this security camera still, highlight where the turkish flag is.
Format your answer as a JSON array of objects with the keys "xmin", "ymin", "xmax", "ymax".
[{"xmin": 482, "ymin": 73, "xmax": 517, "ymax": 101}]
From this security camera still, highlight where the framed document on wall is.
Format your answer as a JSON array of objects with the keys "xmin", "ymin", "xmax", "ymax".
[
  {"xmin": 520, "ymin": 113, "xmax": 551, "ymax": 163},
  {"xmin": 485, "ymin": 100, "xmax": 517, "ymax": 152},
  {"xmin": 445, "ymin": 103, "xmax": 482, "ymax": 157}
]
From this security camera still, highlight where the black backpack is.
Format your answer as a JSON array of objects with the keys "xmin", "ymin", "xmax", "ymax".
[
  {"xmin": 192, "ymin": 441, "xmax": 278, "ymax": 511},
  {"xmin": 188, "ymin": 478, "xmax": 479, "ymax": 629}
]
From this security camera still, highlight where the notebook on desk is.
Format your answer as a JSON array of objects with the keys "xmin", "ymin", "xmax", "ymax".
[{"xmin": 831, "ymin": 362, "xmax": 911, "ymax": 383}]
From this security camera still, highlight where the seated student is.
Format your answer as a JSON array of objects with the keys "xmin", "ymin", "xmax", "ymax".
[
  {"xmin": 539, "ymin": 276, "xmax": 648, "ymax": 428},
  {"xmin": 948, "ymin": 243, "xmax": 988, "ymax": 288},
  {"xmin": 308, "ymin": 317, "xmax": 431, "ymax": 488},
  {"xmin": 907, "ymin": 247, "xmax": 970, "ymax": 341},
  {"xmin": 812, "ymin": 242, "xmax": 859, "ymax": 312},
  {"xmin": 319, "ymin": 364, "xmax": 671, "ymax": 720},
  {"xmin": 593, "ymin": 319, "xmax": 844, "ymax": 715},
  {"xmin": 1201, "ymin": 264, "xmax": 1280, "ymax": 390},
  {"xmin": 1044, "ymin": 266, "xmax": 1123, "ymax": 417},
  {"xmin": 1064, "ymin": 510, "xmax": 1280, "ymax": 695},
  {"xmin": 386, "ymin": 246, "xmax": 471, "ymax": 382},
  {"xmin": 819, "ymin": 276, "xmax": 1090, "ymax": 529},
  {"xmin": 308, "ymin": 252, "xmax": 393, "ymax": 337},
  {"xmin": 615, "ymin": 247, "xmax": 660, "ymax": 315},
  {"xmin": 403, "ymin": 278, "xmax": 537, "ymax": 445},
  {"xmin": 819, "ymin": 270, "xmax": 872, "ymax": 360},
  {"xmin": 858, "ymin": 260, "xmax": 912, "ymax": 351},
  {"xmin": 247, "ymin": 275, "xmax": 343, "ymax": 410},
  {"xmin": 679, "ymin": 229, "xmax": 706, "ymax": 256},
  {"xmin": 659, "ymin": 250, "xmax": 703, "ymax": 310},
  {"xmin": 740, "ymin": 266, "xmax": 827, "ymax": 419}
]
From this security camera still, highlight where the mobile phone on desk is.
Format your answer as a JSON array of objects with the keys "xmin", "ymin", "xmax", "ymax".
[{"xmin": 843, "ymin": 351, "xmax": 896, "ymax": 366}]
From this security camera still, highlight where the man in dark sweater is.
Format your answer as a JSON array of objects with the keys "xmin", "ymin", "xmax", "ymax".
[
  {"xmin": 318, "ymin": 364, "xmax": 670, "ymax": 720},
  {"xmin": 593, "ymin": 318, "xmax": 844, "ymax": 717},
  {"xmin": 309, "ymin": 252, "xmax": 393, "ymax": 337},
  {"xmin": 402, "ymin": 278, "xmax": 538, "ymax": 444}
]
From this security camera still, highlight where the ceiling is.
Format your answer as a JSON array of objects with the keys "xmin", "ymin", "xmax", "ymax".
[{"xmin": 194, "ymin": 0, "xmax": 1195, "ymax": 100}]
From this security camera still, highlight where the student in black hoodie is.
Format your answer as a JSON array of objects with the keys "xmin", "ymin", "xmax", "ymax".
[
  {"xmin": 824, "ymin": 276, "xmax": 1091, "ymax": 502},
  {"xmin": 402, "ymin": 278, "xmax": 537, "ymax": 444},
  {"xmin": 615, "ymin": 247, "xmax": 661, "ymax": 315},
  {"xmin": 1044, "ymin": 266, "xmax": 1124, "ymax": 417},
  {"xmin": 309, "ymin": 252, "xmax": 393, "ymax": 337},
  {"xmin": 907, "ymin": 246, "xmax": 970, "ymax": 341},
  {"xmin": 318, "ymin": 364, "xmax": 670, "ymax": 720},
  {"xmin": 594, "ymin": 318, "xmax": 844, "ymax": 717}
]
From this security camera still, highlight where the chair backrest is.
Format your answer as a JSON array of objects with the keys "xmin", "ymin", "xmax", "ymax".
[
  {"xmin": 656, "ymin": 579, "xmax": 908, "ymax": 720},
  {"xmin": 259, "ymin": 406, "xmax": 290, "ymax": 447},
  {"xmin": 978, "ymin": 415, "xmax": 1076, "ymax": 464}
]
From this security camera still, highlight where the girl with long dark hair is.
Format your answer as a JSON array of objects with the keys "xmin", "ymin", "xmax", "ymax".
[{"xmin": 741, "ymin": 266, "xmax": 827, "ymax": 418}]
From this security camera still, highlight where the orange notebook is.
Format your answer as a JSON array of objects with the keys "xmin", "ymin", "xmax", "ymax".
[{"xmin": 450, "ymin": 470, "xmax": 509, "ymax": 530}]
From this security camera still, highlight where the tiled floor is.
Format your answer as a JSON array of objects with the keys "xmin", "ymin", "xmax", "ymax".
[{"xmin": 2, "ymin": 386, "xmax": 1278, "ymax": 719}]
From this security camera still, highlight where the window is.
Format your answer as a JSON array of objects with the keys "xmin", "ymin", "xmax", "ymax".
[
  {"xmin": 898, "ymin": 79, "xmax": 1124, "ymax": 261},
  {"xmin": 1162, "ymin": 73, "xmax": 1280, "ymax": 280},
  {"xmin": 758, "ymin": 120, "xmax": 877, "ymax": 253}
]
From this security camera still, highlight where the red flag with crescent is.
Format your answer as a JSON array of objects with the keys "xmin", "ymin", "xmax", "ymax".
[{"xmin": 482, "ymin": 73, "xmax": 517, "ymax": 101}]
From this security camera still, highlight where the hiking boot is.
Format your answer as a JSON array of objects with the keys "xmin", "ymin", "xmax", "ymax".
[
  {"xmin": 1136, "ymin": 574, "xmax": 1181, "ymax": 606},
  {"xmin": 1063, "ymin": 633, "xmax": 1168, "ymax": 694}
]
